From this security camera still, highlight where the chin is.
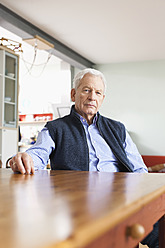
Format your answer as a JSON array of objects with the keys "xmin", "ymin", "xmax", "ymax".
[{"xmin": 86, "ymin": 110, "xmax": 96, "ymax": 115}]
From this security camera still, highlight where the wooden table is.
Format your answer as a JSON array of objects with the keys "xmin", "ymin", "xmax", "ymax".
[{"xmin": 0, "ymin": 169, "xmax": 165, "ymax": 248}]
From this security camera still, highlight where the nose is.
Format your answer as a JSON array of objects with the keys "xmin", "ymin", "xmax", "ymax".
[{"xmin": 88, "ymin": 90, "xmax": 96, "ymax": 100}]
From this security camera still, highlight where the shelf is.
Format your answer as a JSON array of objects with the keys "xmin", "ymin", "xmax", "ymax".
[
  {"xmin": 19, "ymin": 113, "xmax": 53, "ymax": 123},
  {"xmin": 4, "ymin": 101, "xmax": 16, "ymax": 105},
  {"xmin": 19, "ymin": 121, "xmax": 47, "ymax": 125},
  {"xmin": 5, "ymin": 75, "xmax": 16, "ymax": 80},
  {"xmin": 4, "ymin": 123, "xmax": 16, "ymax": 128},
  {"xmin": 0, "ymin": 126, "xmax": 17, "ymax": 130}
]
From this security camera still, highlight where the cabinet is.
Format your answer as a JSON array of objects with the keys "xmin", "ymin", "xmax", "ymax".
[
  {"xmin": 0, "ymin": 129, "xmax": 18, "ymax": 167},
  {"xmin": 0, "ymin": 47, "xmax": 19, "ymax": 167}
]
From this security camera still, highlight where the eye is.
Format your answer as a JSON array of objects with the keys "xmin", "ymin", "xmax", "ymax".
[
  {"xmin": 83, "ymin": 89, "xmax": 90, "ymax": 93},
  {"xmin": 96, "ymin": 91, "xmax": 102, "ymax": 95}
]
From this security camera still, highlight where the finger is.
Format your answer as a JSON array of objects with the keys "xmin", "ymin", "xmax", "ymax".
[
  {"xmin": 29, "ymin": 155, "xmax": 35, "ymax": 174},
  {"xmin": 9, "ymin": 158, "xmax": 14, "ymax": 169},
  {"xmin": 22, "ymin": 153, "xmax": 34, "ymax": 174},
  {"xmin": 9, "ymin": 158, "xmax": 19, "ymax": 172},
  {"xmin": 14, "ymin": 154, "xmax": 26, "ymax": 174},
  {"xmin": 30, "ymin": 161, "xmax": 35, "ymax": 174}
]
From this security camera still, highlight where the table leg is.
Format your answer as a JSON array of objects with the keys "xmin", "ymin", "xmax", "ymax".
[{"xmin": 159, "ymin": 215, "xmax": 165, "ymax": 248}]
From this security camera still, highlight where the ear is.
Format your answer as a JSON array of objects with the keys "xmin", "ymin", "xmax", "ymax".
[{"xmin": 71, "ymin": 88, "xmax": 76, "ymax": 102}]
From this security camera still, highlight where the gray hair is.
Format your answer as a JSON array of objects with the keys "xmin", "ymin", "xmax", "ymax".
[{"xmin": 73, "ymin": 68, "xmax": 107, "ymax": 94}]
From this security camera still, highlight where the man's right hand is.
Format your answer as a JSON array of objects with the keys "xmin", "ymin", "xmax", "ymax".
[{"xmin": 9, "ymin": 152, "xmax": 35, "ymax": 174}]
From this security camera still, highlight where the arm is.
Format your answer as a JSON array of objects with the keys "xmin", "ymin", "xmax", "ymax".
[
  {"xmin": 10, "ymin": 128, "xmax": 55, "ymax": 174},
  {"xmin": 124, "ymin": 131, "xmax": 148, "ymax": 173}
]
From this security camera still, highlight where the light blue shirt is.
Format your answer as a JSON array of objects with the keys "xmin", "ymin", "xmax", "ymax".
[{"xmin": 26, "ymin": 116, "xmax": 148, "ymax": 173}]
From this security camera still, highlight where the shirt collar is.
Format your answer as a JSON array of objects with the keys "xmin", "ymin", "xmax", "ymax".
[
  {"xmin": 71, "ymin": 104, "xmax": 98, "ymax": 125},
  {"xmin": 76, "ymin": 112, "xmax": 98, "ymax": 126}
]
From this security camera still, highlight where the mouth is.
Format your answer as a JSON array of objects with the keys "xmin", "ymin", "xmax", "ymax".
[{"xmin": 85, "ymin": 103, "xmax": 96, "ymax": 108}]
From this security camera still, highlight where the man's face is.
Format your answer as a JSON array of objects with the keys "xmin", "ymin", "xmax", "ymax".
[{"xmin": 71, "ymin": 73, "xmax": 105, "ymax": 123}]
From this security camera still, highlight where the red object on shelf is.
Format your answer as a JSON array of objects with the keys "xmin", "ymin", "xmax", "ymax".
[
  {"xmin": 19, "ymin": 113, "xmax": 53, "ymax": 122},
  {"xmin": 19, "ymin": 114, "xmax": 26, "ymax": 121}
]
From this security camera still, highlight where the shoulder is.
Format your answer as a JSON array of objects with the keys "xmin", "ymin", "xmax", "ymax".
[
  {"xmin": 45, "ymin": 113, "xmax": 81, "ymax": 135},
  {"xmin": 98, "ymin": 114, "xmax": 126, "ymax": 141},
  {"xmin": 46, "ymin": 114, "xmax": 71, "ymax": 127},
  {"xmin": 99, "ymin": 114, "xmax": 125, "ymax": 130}
]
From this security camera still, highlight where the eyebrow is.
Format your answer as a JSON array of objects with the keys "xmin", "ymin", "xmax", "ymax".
[{"xmin": 82, "ymin": 86, "xmax": 103, "ymax": 92}]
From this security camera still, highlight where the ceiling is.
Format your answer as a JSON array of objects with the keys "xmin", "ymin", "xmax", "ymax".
[{"xmin": 1, "ymin": 0, "xmax": 165, "ymax": 64}]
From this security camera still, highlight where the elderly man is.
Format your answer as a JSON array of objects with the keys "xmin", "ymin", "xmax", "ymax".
[
  {"xmin": 10, "ymin": 68, "xmax": 158, "ymax": 247},
  {"xmin": 10, "ymin": 68, "xmax": 147, "ymax": 174}
]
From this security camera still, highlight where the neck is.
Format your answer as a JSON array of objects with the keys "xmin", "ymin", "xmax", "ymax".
[
  {"xmin": 85, "ymin": 116, "xmax": 94, "ymax": 125},
  {"xmin": 74, "ymin": 106, "xmax": 95, "ymax": 125}
]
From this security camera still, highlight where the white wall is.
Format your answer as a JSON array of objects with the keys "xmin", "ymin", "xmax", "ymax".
[{"xmin": 95, "ymin": 61, "xmax": 165, "ymax": 155}]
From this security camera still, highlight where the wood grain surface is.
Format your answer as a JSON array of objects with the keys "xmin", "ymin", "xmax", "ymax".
[{"xmin": 0, "ymin": 169, "xmax": 165, "ymax": 248}]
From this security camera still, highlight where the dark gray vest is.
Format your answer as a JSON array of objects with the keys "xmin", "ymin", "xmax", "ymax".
[{"xmin": 45, "ymin": 105, "xmax": 133, "ymax": 172}]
